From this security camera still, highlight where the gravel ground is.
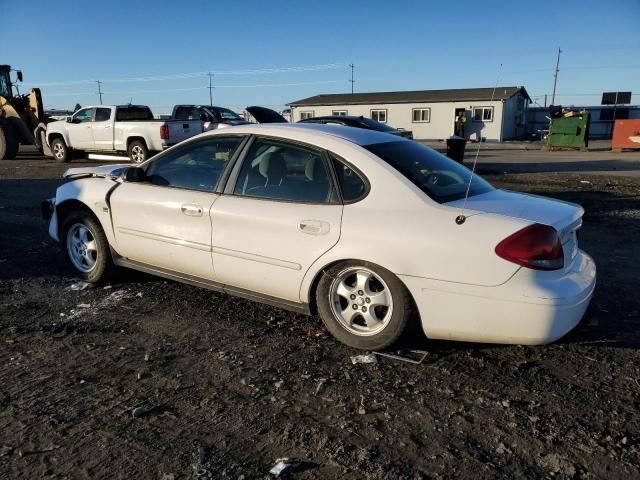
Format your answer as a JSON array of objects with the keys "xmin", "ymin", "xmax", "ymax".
[{"xmin": 1, "ymin": 152, "xmax": 639, "ymax": 479}]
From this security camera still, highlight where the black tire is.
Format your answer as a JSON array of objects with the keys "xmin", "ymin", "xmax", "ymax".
[
  {"xmin": 128, "ymin": 140, "xmax": 148, "ymax": 163},
  {"xmin": 0, "ymin": 118, "xmax": 19, "ymax": 160},
  {"xmin": 60, "ymin": 210, "xmax": 114, "ymax": 283},
  {"xmin": 316, "ymin": 260, "xmax": 413, "ymax": 350},
  {"xmin": 51, "ymin": 137, "xmax": 70, "ymax": 163}
]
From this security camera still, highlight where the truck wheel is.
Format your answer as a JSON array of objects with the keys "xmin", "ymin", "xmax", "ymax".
[
  {"xmin": 128, "ymin": 140, "xmax": 148, "ymax": 163},
  {"xmin": 316, "ymin": 261, "xmax": 413, "ymax": 350},
  {"xmin": 61, "ymin": 210, "xmax": 114, "ymax": 283},
  {"xmin": 0, "ymin": 118, "xmax": 19, "ymax": 160},
  {"xmin": 51, "ymin": 137, "xmax": 70, "ymax": 163}
]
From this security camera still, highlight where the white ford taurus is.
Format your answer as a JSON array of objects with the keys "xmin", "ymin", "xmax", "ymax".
[{"xmin": 43, "ymin": 123, "xmax": 596, "ymax": 350}]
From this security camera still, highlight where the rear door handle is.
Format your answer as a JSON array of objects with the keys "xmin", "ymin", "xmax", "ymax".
[
  {"xmin": 298, "ymin": 220, "xmax": 329, "ymax": 235},
  {"xmin": 181, "ymin": 204, "xmax": 203, "ymax": 217}
]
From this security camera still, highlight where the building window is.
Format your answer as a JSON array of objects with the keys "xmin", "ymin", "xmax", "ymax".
[
  {"xmin": 412, "ymin": 108, "xmax": 430, "ymax": 123},
  {"xmin": 371, "ymin": 109, "xmax": 387, "ymax": 123},
  {"xmin": 473, "ymin": 107, "xmax": 493, "ymax": 122},
  {"xmin": 332, "ymin": 110, "xmax": 348, "ymax": 116},
  {"xmin": 300, "ymin": 111, "xmax": 315, "ymax": 120}
]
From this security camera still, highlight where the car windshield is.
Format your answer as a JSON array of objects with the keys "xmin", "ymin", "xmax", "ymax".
[
  {"xmin": 212, "ymin": 107, "xmax": 244, "ymax": 122},
  {"xmin": 364, "ymin": 140, "xmax": 494, "ymax": 203},
  {"xmin": 358, "ymin": 118, "xmax": 396, "ymax": 132}
]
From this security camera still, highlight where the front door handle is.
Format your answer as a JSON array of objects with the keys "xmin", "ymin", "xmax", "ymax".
[
  {"xmin": 298, "ymin": 219, "xmax": 330, "ymax": 235},
  {"xmin": 181, "ymin": 204, "xmax": 203, "ymax": 217}
]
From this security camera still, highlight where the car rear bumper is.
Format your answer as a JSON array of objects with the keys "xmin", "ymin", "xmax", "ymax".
[{"xmin": 399, "ymin": 250, "xmax": 596, "ymax": 345}]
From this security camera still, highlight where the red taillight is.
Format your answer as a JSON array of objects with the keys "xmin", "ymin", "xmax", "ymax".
[
  {"xmin": 160, "ymin": 124, "xmax": 169, "ymax": 140},
  {"xmin": 495, "ymin": 223, "xmax": 564, "ymax": 270}
]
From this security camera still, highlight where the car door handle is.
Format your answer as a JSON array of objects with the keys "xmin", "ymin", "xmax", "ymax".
[
  {"xmin": 298, "ymin": 220, "xmax": 329, "ymax": 235},
  {"xmin": 181, "ymin": 204, "xmax": 203, "ymax": 217}
]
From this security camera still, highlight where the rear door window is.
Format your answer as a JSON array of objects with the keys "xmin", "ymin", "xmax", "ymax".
[
  {"xmin": 233, "ymin": 138, "xmax": 335, "ymax": 203},
  {"xmin": 94, "ymin": 108, "xmax": 111, "ymax": 122}
]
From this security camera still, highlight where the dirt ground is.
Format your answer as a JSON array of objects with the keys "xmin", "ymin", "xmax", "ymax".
[{"xmin": 1, "ymin": 148, "xmax": 639, "ymax": 479}]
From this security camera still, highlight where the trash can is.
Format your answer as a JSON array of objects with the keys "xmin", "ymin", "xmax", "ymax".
[{"xmin": 446, "ymin": 136, "xmax": 466, "ymax": 163}]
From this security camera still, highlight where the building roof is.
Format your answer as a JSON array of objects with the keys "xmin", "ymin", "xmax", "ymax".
[{"xmin": 290, "ymin": 86, "xmax": 530, "ymax": 106}]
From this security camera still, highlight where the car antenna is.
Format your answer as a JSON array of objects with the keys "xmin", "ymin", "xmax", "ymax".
[{"xmin": 455, "ymin": 63, "xmax": 503, "ymax": 226}]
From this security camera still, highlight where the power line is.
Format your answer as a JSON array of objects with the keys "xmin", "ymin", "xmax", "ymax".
[{"xmin": 29, "ymin": 63, "xmax": 347, "ymax": 87}]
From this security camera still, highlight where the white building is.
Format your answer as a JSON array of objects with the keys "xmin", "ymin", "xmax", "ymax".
[{"xmin": 289, "ymin": 86, "xmax": 530, "ymax": 142}]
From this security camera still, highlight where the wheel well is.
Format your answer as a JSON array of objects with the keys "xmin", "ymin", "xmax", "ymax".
[
  {"xmin": 56, "ymin": 200, "xmax": 98, "ymax": 237},
  {"xmin": 48, "ymin": 132, "xmax": 64, "ymax": 147},
  {"xmin": 127, "ymin": 136, "xmax": 146, "ymax": 151}
]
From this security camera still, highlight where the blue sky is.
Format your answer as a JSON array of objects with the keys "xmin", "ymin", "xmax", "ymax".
[{"xmin": 2, "ymin": 0, "xmax": 639, "ymax": 114}]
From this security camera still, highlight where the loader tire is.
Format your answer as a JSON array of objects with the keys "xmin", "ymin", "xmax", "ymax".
[{"xmin": 0, "ymin": 118, "xmax": 19, "ymax": 160}]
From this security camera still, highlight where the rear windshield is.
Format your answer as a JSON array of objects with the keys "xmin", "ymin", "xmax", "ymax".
[
  {"xmin": 116, "ymin": 106, "xmax": 154, "ymax": 121},
  {"xmin": 364, "ymin": 140, "xmax": 493, "ymax": 203},
  {"xmin": 358, "ymin": 118, "xmax": 396, "ymax": 132}
]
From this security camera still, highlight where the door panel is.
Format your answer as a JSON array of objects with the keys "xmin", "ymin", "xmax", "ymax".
[
  {"xmin": 211, "ymin": 196, "xmax": 342, "ymax": 302},
  {"xmin": 92, "ymin": 107, "xmax": 113, "ymax": 150},
  {"xmin": 68, "ymin": 107, "xmax": 95, "ymax": 149},
  {"xmin": 110, "ymin": 183, "xmax": 218, "ymax": 279}
]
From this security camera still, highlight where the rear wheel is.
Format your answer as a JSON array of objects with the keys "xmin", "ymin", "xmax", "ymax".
[
  {"xmin": 0, "ymin": 118, "xmax": 19, "ymax": 160},
  {"xmin": 128, "ymin": 140, "xmax": 148, "ymax": 163},
  {"xmin": 61, "ymin": 211, "xmax": 113, "ymax": 283},
  {"xmin": 316, "ymin": 261, "xmax": 413, "ymax": 350},
  {"xmin": 51, "ymin": 137, "xmax": 70, "ymax": 163}
]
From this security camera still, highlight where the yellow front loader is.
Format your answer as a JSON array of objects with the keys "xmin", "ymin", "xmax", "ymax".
[{"xmin": 0, "ymin": 64, "xmax": 52, "ymax": 160}]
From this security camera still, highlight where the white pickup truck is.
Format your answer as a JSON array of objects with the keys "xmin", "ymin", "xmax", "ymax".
[{"xmin": 45, "ymin": 105, "xmax": 202, "ymax": 163}]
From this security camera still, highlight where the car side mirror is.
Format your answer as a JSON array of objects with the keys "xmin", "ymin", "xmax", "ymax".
[
  {"xmin": 66, "ymin": 117, "xmax": 73, "ymax": 123},
  {"xmin": 16, "ymin": 70, "xmax": 23, "ymax": 82},
  {"xmin": 123, "ymin": 166, "xmax": 147, "ymax": 182},
  {"xmin": 200, "ymin": 113, "xmax": 208, "ymax": 122}
]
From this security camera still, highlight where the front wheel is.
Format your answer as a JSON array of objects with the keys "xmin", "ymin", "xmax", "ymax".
[
  {"xmin": 316, "ymin": 261, "xmax": 413, "ymax": 350},
  {"xmin": 61, "ymin": 211, "xmax": 113, "ymax": 283},
  {"xmin": 128, "ymin": 140, "xmax": 148, "ymax": 163},
  {"xmin": 51, "ymin": 137, "xmax": 70, "ymax": 163}
]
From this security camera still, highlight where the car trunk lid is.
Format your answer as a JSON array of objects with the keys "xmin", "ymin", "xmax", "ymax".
[{"xmin": 446, "ymin": 189, "xmax": 583, "ymax": 268}]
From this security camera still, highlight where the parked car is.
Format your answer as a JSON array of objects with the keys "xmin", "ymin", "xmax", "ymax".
[
  {"xmin": 245, "ymin": 107, "xmax": 413, "ymax": 139},
  {"xmin": 172, "ymin": 104, "xmax": 249, "ymax": 130},
  {"xmin": 300, "ymin": 115, "xmax": 413, "ymax": 139},
  {"xmin": 46, "ymin": 105, "xmax": 203, "ymax": 163},
  {"xmin": 42, "ymin": 123, "xmax": 595, "ymax": 350}
]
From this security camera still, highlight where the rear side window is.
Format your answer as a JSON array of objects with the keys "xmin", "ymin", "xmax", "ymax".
[
  {"xmin": 233, "ymin": 138, "xmax": 334, "ymax": 203},
  {"xmin": 94, "ymin": 108, "xmax": 111, "ymax": 122},
  {"xmin": 145, "ymin": 136, "xmax": 244, "ymax": 192},
  {"xmin": 331, "ymin": 156, "xmax": 367, "ymax": 202},
  {"xmin": 116, "ymin": 106, "xmax": 154, "ymax": 121}
]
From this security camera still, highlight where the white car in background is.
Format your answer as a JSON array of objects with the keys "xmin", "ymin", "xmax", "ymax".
[{"xmin": 42, "ymin": 124, "xmax": 596, "ymax": 350}]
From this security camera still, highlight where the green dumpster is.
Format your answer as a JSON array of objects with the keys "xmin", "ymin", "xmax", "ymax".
[{"xmin": 546, "ymin": 111, "xmax": 590, "ymax": 150}]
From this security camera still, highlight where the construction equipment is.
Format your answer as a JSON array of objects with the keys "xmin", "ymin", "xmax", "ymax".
[{"xmin": 0, "ymin": 65, "xmax": 52, "ymax": 160}]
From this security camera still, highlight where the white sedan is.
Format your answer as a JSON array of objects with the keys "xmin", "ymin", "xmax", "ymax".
[{"xmin": 42, "ymin": 124, "xmax": 596, "ymax": 350}]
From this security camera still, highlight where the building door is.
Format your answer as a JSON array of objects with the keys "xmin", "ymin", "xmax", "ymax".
[{"xmin": 453, "ymin": 108, "xmax": 466, "ymax": 137}]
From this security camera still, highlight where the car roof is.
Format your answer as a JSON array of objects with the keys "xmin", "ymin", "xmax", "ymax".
[{"xmin": 201, "ymin": 122, "xmax": 405, "ymax": 146}]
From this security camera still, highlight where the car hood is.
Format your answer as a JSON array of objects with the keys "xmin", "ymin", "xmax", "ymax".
[
  {"xmin": 446, "ymin": 189, "xmax": 583, "ymax": 232},
  {"xmin": 246, "ymin": 106, "xmax": 288, "ymax": 123},
  {"xmin": 63, "ymin": 164, "xmax": 131, "ymax": 179}
]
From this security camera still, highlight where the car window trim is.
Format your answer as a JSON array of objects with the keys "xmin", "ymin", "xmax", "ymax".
[
  {"xmin": 222, "ymin": 134, "xmax": 341, "ymax": 205},
  {"xmin": 140, "ymin": 134, "xmax": 249, "ymax": 194}
]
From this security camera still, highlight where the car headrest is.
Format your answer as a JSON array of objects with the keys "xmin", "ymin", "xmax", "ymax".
[
  {"xmin": 259, "ymin": 151, "xmax": 286, "ymax": 179},
  {"xmin": 304, "ymin": 157, "xmax": 325, "ymax": 181}
]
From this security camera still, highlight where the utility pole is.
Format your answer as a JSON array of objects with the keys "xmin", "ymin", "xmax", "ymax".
[
  {"xmin": 550, "ymin": 47, "xmax": 561, "ymax": 106},
  {"xmin": 349, "ymin": 63, "xmax": 355, "ymax": 94},
  {"xmin": 96, "ymin": 80, "xmax": 103, "ymax": 104},
  {"xmin": 208, "ymin": 72, "xmax": 214, "ymax": 106}
]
